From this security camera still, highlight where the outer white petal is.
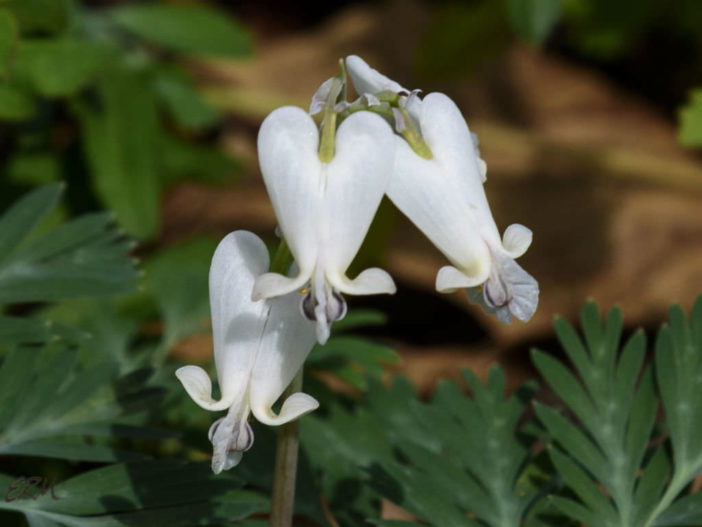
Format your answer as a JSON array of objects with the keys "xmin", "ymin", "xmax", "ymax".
[
  {"xmin": 417, "ymin": 93, "xmax": 501, "ymax": 243},
  {"xmin": 175, "ymin": 366, "xmax": 230, "ymax": 411},
  {"xmin": 345, "ymin": 55, "xmax": 406, "ymax": 96},
  {"xmin": 249, "ymin": 289, "xmax": 319, "ymax": 426},
  {"xmin": 502, "ymin": 224, "xmax": 532, "ymax": 259},
  {"xmin": 436, "ymin": 265, "xmax": 487, "ymax": 293},
  {"xmin": 208, "ymin": 231, "xmax": 269, "ymax": 408},
  {"xmin": 331, "ymin": 268, "xmax": 396, "ymax": 296},
  {"xmin": 389, "ymin": 136, "xmax": 491, "ymax": 285},
  {"xmin": 322, "ymin": 111, "xmax": 397, "ymax": 295},
  {"xmin": 255, "ymin": 106, "xmax": 321, "ymax": 299}
]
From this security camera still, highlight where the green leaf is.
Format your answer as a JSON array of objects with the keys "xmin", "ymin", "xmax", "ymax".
[
  {"xmin": 678, "ymin": 89, "xmax": 702, "ymax": 147},
  {"xmin": 504, "ymin": 0, "xmax": 562, "ymax": 43},
  {"xmin": 532, "ymin": 349, "xmax": 597, "ymax": 431},
  {"xmin": 307, "ymin": 335, "xmax": 399, "ymax": 390},
  {"xmin": 549, "ymin": 447, "xmax": 618, "ymax": 521},
  {"xmin": 110, "ymin": 4, "xmax": 252, "ymax": 57},
  {"xmin": 6, "ymin": 153, "xmax": 60, "ymax": 185},
  {"xmin": 0, "ymin": 346, "xmax": 166, "ymax": 460},
  {"xmin": 0, "ymin": 183, "xmax": 62, "ymax": 260},
  {"xmin": 0, "ymin": 82, "xmax": 35, "ymax": 120},
  {"xmin": 15, "ymin": 38, "xmax": 114, "ymax": 97},
  {"xmin": 633, "ymin": 447, "xmax": 671, "ymax": 525},
  {"xmin": 0, "ymin": 8, "xmax": 17, "ymax": 78},
  {"xmin": 0, "ymin": 461, "xmax": 265, "ymax": 526},
  {"xmin": 161, "ymin": 134, "xmax": 240, "ymax": 185},
  {"xmin": 0, "ymin": 187, "xmax": 138, "ymax": 303},
  {"xmin": 363, "ymin": 371, "xmax": 541, "ymax": 526},
  {"xmin": 653, "ymin": 492, "xmax": 702, "ymax": 526},
  {"xmin": 143, "ymin": 237, "xmax": 217, "ymax": 347},
  {"xmin": 3, "ymin": 0, "xmax": 71, "ymax": 34},
  {"xmin": 74, "ymin": 68, "xmax": 161, "ymax": 239},
  {"xmin": 153, "ymin": 68, "xmax": 219, "ymax": 130}
]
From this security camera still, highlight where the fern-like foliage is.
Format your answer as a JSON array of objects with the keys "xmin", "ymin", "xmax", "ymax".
[
  {"xmin": 0, "ymin": 184, "xmax": 138, "ymax": 345},
  {"xmin": 362, "ymin": 370, "xmax": 541, "ymax": 527},
  {"xmin": 533, "ymin": 299, "xmax": 702, "ymax": 527}
]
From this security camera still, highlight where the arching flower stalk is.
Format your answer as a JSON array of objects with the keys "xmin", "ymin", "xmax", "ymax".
[
  {"xmin": 346, "ymin": 56, "xmax": 538, "ymax": 322},
  {"xmin": 176, "ymin": 231, "xmax": 318, "ymax": 473}
]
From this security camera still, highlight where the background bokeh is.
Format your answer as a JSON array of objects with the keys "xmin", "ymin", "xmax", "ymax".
[{"xmin": 2, "ymin": 0, "xmax": 702, "ymax": 393}]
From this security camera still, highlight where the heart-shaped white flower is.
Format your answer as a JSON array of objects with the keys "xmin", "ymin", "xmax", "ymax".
[
  {"xmin": 252, "ymin": 106, "xmax": 397, "ymax": 343},
  {"xmin": 176, "ymin": 231, "xmax": 318, "ymax": 473}
]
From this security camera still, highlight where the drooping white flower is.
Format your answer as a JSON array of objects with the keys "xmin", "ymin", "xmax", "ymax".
[
  {"xmin": 345, "ymin": 55, "xmax": 537, "ymax": 322},
  {"xmin": 176, "ymin": 230, "xmax": 318, "ymax": 473},
  {"xmin": 252, "ymin": 106, "xmax": 397, "ymax": 343},
  {"xmin": 388, "ymin": 92, "xmax": 538, "ymax": 322}
]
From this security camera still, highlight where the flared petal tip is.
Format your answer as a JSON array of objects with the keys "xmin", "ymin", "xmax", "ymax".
[
  {"xmin": 252, "ymin": 392, "xmax": 319, "ymax": 426},
  {"xmin": 328, "ymin": 267, "xmax": 396, "ymax": 296},
  {"xmin": 502, "ymin": 224, "xmax": 533, "ymax": 259},
  {"xmin": 436, "ymin": 265, "xmax": 489, "ymax": 293},
  {"xmin": 175, "ymin": 365, "xmax": 232, "ymax": 412},
  {"xmin": 252, "ymin": 271, "xmax": 308, "ymax": 301}
]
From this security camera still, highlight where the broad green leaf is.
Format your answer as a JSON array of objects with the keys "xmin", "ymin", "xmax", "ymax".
[
  {"xmin": 153, "ymin": 68, "xmax": 219, "ymax": 130},
  {"xmin": 0, "ymin": 190, "xmax": 138, "ymax": 302},
  {"xmin": 110, "ymin": 4, "xmax": 252, "ymax": 57},
  {"xmin": 15, "ymin": 38, "xmax": 114, "ymax": 97},
  {"xmin": 143, "ymin": 237, "xmax": 217, "ymax": 347},
  {"xmin": 74, "ymin": 68, "xmax": 161, "ymax": 239},
  {"xmin": 0, "ymin": 82, "xmax": 35, "ymax": 120},
  {"xmin": 161, "ymin": 134, "xmax": 240, "ymax": 185},
  {"xmin": 0, "ymin": 8, "xmax": 17, "ymax": 78},
  {"xmin": 504, "ymin": 0, "xmax": 562, "ymax": 43},
  {"xmin": 7, "ymin": 153, "xmax": 60, "ymax": 185},
  {"xmin": 3, "ymin": 0, "xmax": 71, "ymax": 34}
]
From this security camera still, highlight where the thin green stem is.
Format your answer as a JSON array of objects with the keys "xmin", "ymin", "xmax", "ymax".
[{"xmin": 269, "ymin": 369, "xmax": 304, "ymax": 527}]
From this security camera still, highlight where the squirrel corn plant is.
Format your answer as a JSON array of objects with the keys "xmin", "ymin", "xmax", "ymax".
[{"xmin": 533, "ymin": 299, "xmax": 702, "ymax": 527}]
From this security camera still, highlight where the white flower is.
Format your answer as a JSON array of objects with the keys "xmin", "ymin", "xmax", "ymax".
[
  {"xmin": 252, "ymin": 106, "xmax": 397, "ymax": 343},
  {"xmin": 388, "ymin": 92, "xmax": 538, "ymax": 323},
  {"xmin": 176, "ymin": 231, "xmax": 318, "ymax": 473}
]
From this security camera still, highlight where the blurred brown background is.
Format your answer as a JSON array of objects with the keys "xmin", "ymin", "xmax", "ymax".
[{"xmin": 163, "ymin": 0, "xmax": 702, "ymax": 392}]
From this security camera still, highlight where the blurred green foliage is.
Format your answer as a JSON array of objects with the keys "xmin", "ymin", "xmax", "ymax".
[{"xmin": 0, "ymin": 0, "xmax": 245, "ymax": 239}]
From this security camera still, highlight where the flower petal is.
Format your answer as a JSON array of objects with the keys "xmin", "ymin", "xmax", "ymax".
[
  {"xmin": 256, "ymin": 106, "xmax": 321, "ymax": 298},
  {"xmin": 328, "ymin": 267, "xmax": 396, "ymax": 296},
  {"xmin": 321, "ymin": 111, "xmax": 396, "ymax": 294},
  {"xmin": 175, "ymin": 365, "xmax": 230, "ymax": 411},
  {"xmin": 209, "ymin": 231, "xmax": 270, "ymax": 407},
  {"xmin": 502, "ymin": 223, "xmax": 532, "ymax": 258},
  {"xmin": 253, "ymin": 392, "xmax": 319, "ymax": 426},
  {"xmin": 248, "ymin": 288, "xmax": 318, "ymax": 425},
  {"xmin": 389, "ymin": 135, "xmax": 492, "ymax": 284},
  {"xmin": 436, "ymin": 265, "xmax": 488, "ymax": 293},
  {"xmin": 345, "ymin": 55, "xmax": 406, "ymax": 96}
]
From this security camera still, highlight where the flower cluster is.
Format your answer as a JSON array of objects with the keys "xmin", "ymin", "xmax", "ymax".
[{"xmin": 177, "ymin": 56, "xmax": 539, "ymax": 473}]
